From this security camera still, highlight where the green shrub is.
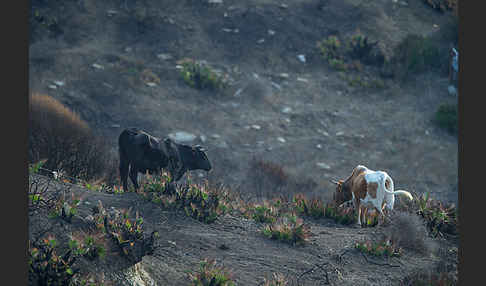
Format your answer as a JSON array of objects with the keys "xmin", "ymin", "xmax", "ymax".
[
  {"xmin": 29, "ymin": 236, "xmax": 78, "ymax": 285},
  {"xmin": 414, "ymin": 192, "xmax": 458, "ymax": 237},
  {"xmin": 141, "ymin": 174, "xmax": 232, "ymax": 224},
  {"xmin": 29, "ymin": 94, "xmax": 117, "ymax": 183},
  {"xmin": 393, "ymin": 34, "xmax": 442, "ymax": 79},
  {"xmin": 435, "ymin": 103, "xmax": 457, "ymax": 134},
  {"xmin": 262, "ymin": 215, "xmax": 311, "ymax": 245},
  {"xmin": 355, "ymin": 237, "xmax": 402, "ymax": 257},
  {"xmin": 179, "ymin": 59, "xmax": 227, "ymax": 91},
  {"xmin": 189, "ymin": 259, "xmax": 235, "ymax": 286}
]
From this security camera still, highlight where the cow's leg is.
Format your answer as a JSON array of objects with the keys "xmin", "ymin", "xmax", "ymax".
[
  {"xmin": 120, "ymin": 158, "xmax": 130, "ymax": 192},
  {"xmin": 129, "ymin": 167, "xmax": 140, "ymax": 191},
  {"xmin": 353, "ymin": 198, "xmax": 361, "ymax": 226}
]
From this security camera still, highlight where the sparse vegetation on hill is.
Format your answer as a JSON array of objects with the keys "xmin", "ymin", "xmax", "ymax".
[{"xmin": 28, "ymin": 0, "xmax": 458, "ymax": 284}]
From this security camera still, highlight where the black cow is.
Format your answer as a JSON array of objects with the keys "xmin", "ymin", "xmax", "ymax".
[
  {"xmin": 118, "ymin": 128, "xmax": 212, "ymax": 191},
  {"xmin": 163, "ymin": 138, "xmax": 212, "ymax": 182}
]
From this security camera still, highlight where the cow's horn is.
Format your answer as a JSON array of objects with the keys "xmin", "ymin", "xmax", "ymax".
[{"xmin": 330, "ymin": 179, "xmax": 340, "ymax": 185}]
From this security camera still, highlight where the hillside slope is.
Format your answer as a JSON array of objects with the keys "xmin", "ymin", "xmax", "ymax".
[
  {"xmin": 29, "ymin": 0, "xmax": 458, "ymax": 204},
  {"xmin": 29, "ymin": 174, "xmax": 458, "ymax": 285}
]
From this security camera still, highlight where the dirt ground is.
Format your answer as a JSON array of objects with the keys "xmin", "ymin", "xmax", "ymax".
[
  {"xmin": 29, "ymin": 0, "xmax": 459, "ymax": 284},
  {"xmin": 29, "ymin": 175, "xmax": 458, "ymax": 285}
]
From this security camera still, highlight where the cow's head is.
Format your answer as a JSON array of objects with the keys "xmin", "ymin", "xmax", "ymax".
[
  {"xmin": 175, "ymin": 143, "xmax": 212, "ymax": 172},
  {"xmin": 189, "ymin": 145, "xmax": 212, "ymax": 171},
  {"xmin": 331, "ymin": 179, "xmax": 352, "ymax": 205}
]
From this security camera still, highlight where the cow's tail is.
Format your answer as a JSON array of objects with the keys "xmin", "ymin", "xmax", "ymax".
[
  {"xmin": 380, "ymin": 172, "xmax": 413, "ymax": 201},
  {"xmin": 392, "ymin": 190, "xmax": 414, "ymax": 201}
]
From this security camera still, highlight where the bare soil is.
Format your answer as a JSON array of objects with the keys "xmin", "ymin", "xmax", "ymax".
[
  {"xmin": 29, "ymin": 175, "xmax": 458, "ymax": 285},
  {"xmin": 29, "ymin": 0, "xmax": 459, "ymax": 284}
]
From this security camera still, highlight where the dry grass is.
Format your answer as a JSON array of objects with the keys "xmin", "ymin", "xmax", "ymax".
[{"xmin": 29, "ymin": 93, "xmax": 117, "ymax": 183}]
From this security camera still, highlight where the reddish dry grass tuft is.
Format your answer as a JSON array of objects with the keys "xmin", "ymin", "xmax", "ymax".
[{"xmin": 29, "ymin": 93, "xmax": 117, "ymax": 183}]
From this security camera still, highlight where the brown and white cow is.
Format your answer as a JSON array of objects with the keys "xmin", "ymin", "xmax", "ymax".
[{"xmin": 332, "ymin": 165, "xmax": 413, "ymax": 226}]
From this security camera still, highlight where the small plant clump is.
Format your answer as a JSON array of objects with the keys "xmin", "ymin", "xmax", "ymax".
[
  {"xmin": 262, "ymin": 272, "xmax": 288, "ymax": 286},
  {"xmin": 242, "ymin": 200, "xmax": 284, "ymax": 224},
  {"xmin": 435, "ymin": 103, "xmax": 457, "ymax": 135},
  {"xmin": 355, "ymin": 237, "xmax": 402, "ymax": 258},
  {"xmin": 414, "ymin": 192, "xmax": 458, "ymax": 237},
  {"xmin": 179, "ymin": 58, "xmax": 228, "ymax": 91},
  {"xmin": 68, "ymin": 234, "xmax": 106, "ymax": 261},
  {"xmin": 141, "ymin": 174, "xmax": 232, "ymax": 224},
  {"xmin": 29, "ymin": 236, "xmax": 78, "ymax": 285},
  {"xmin": 262, "ymin": 215, "xmax": 311, "ymax": 245},
  {"xmin": 49, "ymin": 192, "xmax": 82, "ymax": 223},
  {"xmin": 93, "ymin": 202, "xmax": 157, "ymax": 262},
  {"xmin": 189, "ymin": 259, "xmax": 235, "ymax": 286}
]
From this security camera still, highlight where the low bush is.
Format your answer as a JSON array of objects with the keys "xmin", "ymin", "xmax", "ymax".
[
  {"xmin": 179, "ymin": 59, "xmax": 228, "ymax": 91},
  {"xmin": 262, "ymin": 215, "xmax": 311, "ymax": 245},
  {"xmin": 29, "ymin": 235, "xmax": 78, "ymax": 285},
  {"xmin": 391, "ymin": 34, "xmax": 443, "ymax": 80},
  {"xmin": 188, "ymin": 259, "xmax": 235, "ymax": 286},
  {"xmin": 414, "ymin": 192, "xmax": 458, "ymax": 237},
  {"xmin": 435, "ymin": 103, "xmax": 457, "ymax": 135},
  {"xmin": 29, "ymin": 94, "xmax": 117, "ymax": 183},
  {"xmin": 355, "ymin": 237, "xmax": 402, "ymax": 258},
  {"xmin": 93, "ymin": 202, "xmax": 157, "ymax": 262},
  {"xmin": 140, "ymin": 174, "xmax": 232, "ymax": 224}
]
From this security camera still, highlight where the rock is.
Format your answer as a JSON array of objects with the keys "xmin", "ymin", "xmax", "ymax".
[
  {"xmin": 279, "ymin": 73, "xmax": 289, "ymax": 79},
  {"xmin": 234, "ymin": 88, "xmax": 244, "ymax": 97},
  {"xmin": 223, "ymin": 28, "xmax": 239, "ymax": 33},
  {"xmin": 168, "ymin": 131, "xmax": 197, "ymax": 143},
  {"xmin": 297, "ymin": 54, "xmax": 306, "ymax": 63},
  {"xmin": 277, "ymin": 137, "xmax": 286, "ymax": 143},
  {"xmin": 316, "ymin": 144, "xmax": 322, "ymax": 149},
  {"xmin": 271, "ymin": 82, "xmax": 282, "ymax": 90},
  {"xmin": 297, "ymin": 77, "xmax": 308, "ymax": 83},
  {"xmin": 279, "ymin": 3, "xmax": 289, "ymax": 9},
  {"xmin": 92, "ymin": 63, "xmax": 104, "ymax": 70},
  {"xmin": 146, "ymin": 82, "xmax": 157, "ymax": 87},
  {"xmin": 214, "ymin": 141, "xmax": 228, "ymax": 148},
  {"xmin": 336, "ymin": 131, "xmax": 345, "ymax": 136},
  {"xmin": 124, "ymin": 47, "xmax": 132, "ymax": 53},
  {"xmin": 107, "ymin": 10, "xmax": 118, "ymax": 17},
  {"xmin": 211, "ymin": 134, "xmax": 221, "ymax": 139},
  {"xmin": 316, "ymin": 162, "xmax": 331, "ymax": 170},
  {"xmin": 251, "ymin": 124, "xmax": 261, "ymax": 130},
  {"xmin": 268, "ymin": 30, "xmax": 276, "ymax": 36},
  {"xmin": 282, "ymin": 107, "xmax": 292, "ymax": 114},
  {"xmin": 48, "ymin": 84, "xmax": 57, "ymax": 90},
  {"xmin": 53, "ymin": 80, "xmax": 65, "ymax": 87},
  {"xmin": 257, "ymin": 38, "xmax": 265, "ymax": 44},
  {"xmin": 200, "ymin": 135, "xmax": 207, "ymax": 143},
  {"xmin": 208, "ymin": 0, "xmax": 223, "ymax": 3},
  {"xmin": 157, "ymin": 53, "xmax": 173, "ymax": 61},
  {"xmin": 448, "ymin": 85, "xmax": 457, "ymax": 96}
]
